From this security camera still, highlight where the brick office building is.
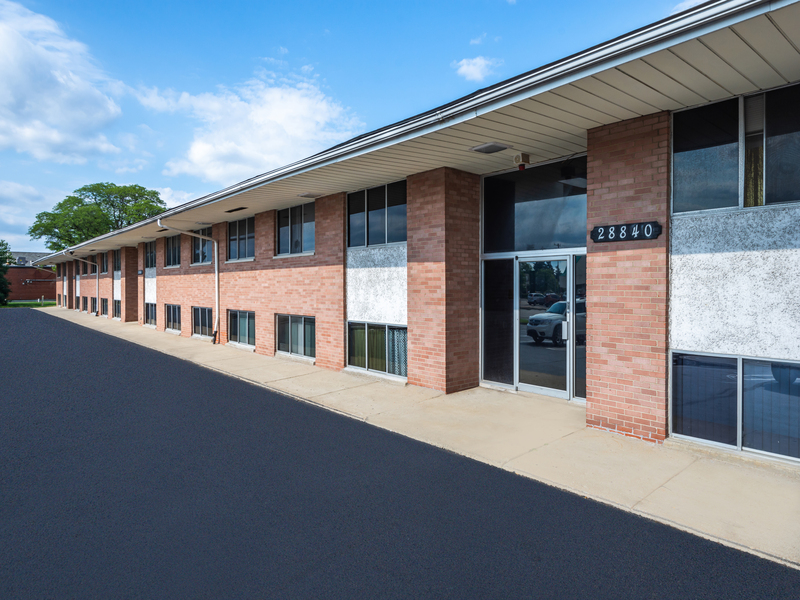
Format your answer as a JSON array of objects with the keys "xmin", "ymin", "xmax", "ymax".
[
  {"xmin": 6, "ymin": 253, "xmax": 56, "ymax": 302},
  {"xmin": 39, "ymin": 0, "xmax": 800, "ymax": 463}
]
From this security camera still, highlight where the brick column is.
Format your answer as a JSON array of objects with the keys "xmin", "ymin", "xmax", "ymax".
[
  {"xmin": 585, "ymin": 112, "xmax": 670, "ymax": 443},
  {"xmin": 121, "ymin": 247, "xmax": 139, "ymax": 322},
  {"xmin": 407, "ymin": 167, "xmax": 480, "ymax": 393}
]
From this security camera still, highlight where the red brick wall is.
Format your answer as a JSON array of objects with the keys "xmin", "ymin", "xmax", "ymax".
[
  {"xmin": 152, "ymin": 193, "xmax": 347, "ymax": 369},
  {"xmin": 6, "ymin": 266, "xmax": 56, "ymax": 301},
  {"xmin": 585, "ymin": 112, "xmax": 670, "ymax": 443},
  {"xmin": 407, "ymin": 167, "xmax": 480, "ymax": 393}
]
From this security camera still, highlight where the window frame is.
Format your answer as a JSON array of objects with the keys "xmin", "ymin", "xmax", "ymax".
[
  {"xmin": 276, "ymin": 202, "xmax": 315, "ymax": 256},
  {"xmin": 346, "ymin": 321, "xmax": 408, "ymax": 378},
  {"xmin": 192, "ymin": 227, "xmax": 213, "ymax": 265},
  {"xmin": 165, "ymin": 304, "xmax": 181, "ymax": 331},
  {"xmin": 669, "ymin": 348, "xmax": 800, "ymax": 463},
  {"xmin": 227, "ymin": 217, "xmax": 256, "ymax": 261},
  {"xmin": 275, "ymin": 314, "xmax": 316, "ymax": 358},
  {"xmin": 113, "ymin": 250, "xmax": 121, "ymax": 272},
  {"xmin": 228, "ymin": 309, "xmax": 256, "ymax": 346},
  {"xmin": 347, "ymin": 180, "xmax": 408, "ymax": 249},
  {"xmin": 101, "ymin": 298, "xmax": 108, "ymax": 316},
  {"xmin": 165, "ymin": 235, "xmax": 181, "ymax": 268},
  {"xmin": 145, "ymin": 242, "xmax": 156, "ymax": 269},
  {"xmin": 671, "ymin": 82, "xmax": 800, "ymax": 216},
  {"xmin": 113, "ymin": 299, "xmax": 121, "ymax": 319},
  {"xmin": 144, "ymin": 302, "xmax": 157, "ymax": 326},
  {"xmin": 192, "ymin": 306, "xmax": 214, "ymax": 337}
]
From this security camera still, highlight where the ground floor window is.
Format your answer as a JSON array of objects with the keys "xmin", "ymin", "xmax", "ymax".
[
  {"xmin": 82, "ymin": 297, "xmax": 88, "ymax": 312},
  {"xmin": 165, "ymin": 304, "xmax": 181, "ymax": 331},
  {"xmin": 91, "ymin": 297, "xmax": 97, "ymax": 314},
  {"xmin": 672, "ymin": 352, "xmax": 800, "ymax": 460},
  {"xmin": 57, "ymin": 294, "xmax": 61, "ymax": 307},
  {"xmin": 229, "ymin": 310, "xmax": 255, "ymax": 346},
  {"xmin": 144, "ymin": 302, "xmax": 156, "ymax": 326},
  {"xmin": 101, "ymin": 298, "xmax": 108, "ymax": 316},
  {"xmin": 276, "ymin": 315, "xmax": 315, "ymax": 358},
  {"xmin": 193, "ymin": 307, "xmax": 213, "ymax": 337},
  {"xmin": 113, "ymin": 300, "xmax": 121, "ymax": 319},
  {"xmin": 75, "ymin": 296, "xmax": 79, "ymax": 309},
  {"xmin": 348, "ymin": 322, "xmax": 407, "ymax": 377}
]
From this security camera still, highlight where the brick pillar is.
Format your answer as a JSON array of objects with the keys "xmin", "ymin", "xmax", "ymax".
[
  {"xmin": 407, "ymin": 167, "xmax": 480, "ymax": 393},
  {"xmin": 121, "ymin": 247, "xmax": 139, "ymax": 322},
  {"xmin": 585, "ymin": 112, "xmax": 670, "ymax": 443},
  {"xmin": 65, "ymin": 262, "xmax": 74, "ymax": 309}
]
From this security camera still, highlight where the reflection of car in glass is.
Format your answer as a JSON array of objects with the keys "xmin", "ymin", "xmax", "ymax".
[
  {"xmin": 527, "ymin": 300, "xmax": 586, "ymax": 346},
  {"xmin": 543, "ymin": 293, "xmax": 562, "ymax": 307},
  {"xmin": 527, "ymin": 292, "xmax": 545, "ymax": 306}
]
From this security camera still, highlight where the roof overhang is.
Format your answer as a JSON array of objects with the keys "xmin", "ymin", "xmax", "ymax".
[{"xmin": 36, "ymin": 0, "xmax": 800, "ymax": 265}]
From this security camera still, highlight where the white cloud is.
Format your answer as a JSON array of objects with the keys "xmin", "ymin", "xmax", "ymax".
[
  {"xmin": 137, "ymin": 74, "xmax": 364, "ymax": 186},
  {"xmin": 0, "ymin": 0, "xmax": 121, "ymax": 163},
  {"xmin": 470, "ymin": 33, "xmax": 486, "ymax": 45},
  {"xmin": 155, "ymin": 187, "xmax": 195, "ymax": 208},
  {"xmin": 278, "ymin": 46, "xmax": 289, "ymax": 54},
  {"xmin": 452, "ymin": 56, "xmax": 502, "ymax": 82},
  {"xmin": 670, "ymin": 0, "xmax": 705, "ymax": 15},
  {"xmin": 0, "ymin": 180, "xmax": 64, "ymax": 249}
]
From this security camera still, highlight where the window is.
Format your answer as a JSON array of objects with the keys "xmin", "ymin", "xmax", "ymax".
[
  {"xmin": 57, "ymin": 294, "xmax": 61, "ymax": 306},
  {"xmin": 347, "ymin": 181, "xmax": 407, "ymax": 248},
  {"xmin": 193, "ymin": 307, "xmax": 213, "ymax": 337},
  {"xmin": 348, "ymin": 322, "xmax": 407, "ymax": 377},
  {"xmin": 101, "ymin": 298, "xmax": 108, "ymax": 316},
  {"xmin": 75, "ymin": 295, "xmax": 79, "ymax": 308},
  {"xmin": 673, "ymin": 83, "xmax": 800, "ymax": 213},
  {"xmin": 99, "ymin": 253, "xmax": 108, "ymax": 274},
  {"xmin": 672, "ymin": 353, "xmax": 800, "ymax": 460},
  {"xmin": 82, "ymin": 297, "xmax": 88, "ymax": 311},
  {"xmin": 145, "ymin": 242, "xmax": 156, "ymax": 269},
  {"xmin": 113, "ymin": 250, "xmax": 121, "ymax": 272},
  {"xmin": 228, "ymin": 217, "xmax": 255, "ymax": 260},
  {"xmin": 81, "ymin": 260, "xmax": 87, "ymax": 275},
  {"xmin": 192, "ymin": 228, "xmax": 213, "ymax": 264},
  {"xmin": 166, "ymin": 304, "xmax": 181, "ymax": 331},
  {"xmin": 229, "ymin": 310, "xmax": 255, "ymax": 346},
  {"xmin": 113, "ymin": 300, "xmax": 121, "ymax": 319},
  {"xmin": 165, "ymin": 235, "xmax": 181, "ymax": 267},
  {"xmin": 276, "ymin": 315, "xmax": 315, "ymax": 358},
  {"xmin": 483, "ymin": 157, "xmax": 588, "ymax": 253},
  {"xmin": 56, "ymin": 264, "xmax": 61, "ymax": 277},
  {"xmin": 91, "ymin": 297, "xmax": 97, "ymax": 314},
  {"xmin": 90, "ymin": 256, "xmax": 97, "ymax": 274},
  {"xmin": 144, "ymin": 303, "xmax": 156, "ymax": 325},
  {"xmin": 277, "ymin": 202, "xmax": 314, "ymax": 255}
]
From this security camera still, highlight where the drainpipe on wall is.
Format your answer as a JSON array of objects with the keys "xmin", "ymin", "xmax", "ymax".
[
  {"xmin": 157, "ymin": 219, "xmax": 220, "ymax": 344},
  {"xmin": 62, "ymin": 251, "xmax": 100, "ymax": 316}
]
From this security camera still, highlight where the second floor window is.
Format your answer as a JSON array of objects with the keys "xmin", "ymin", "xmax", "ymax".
[
  {"xmin": 192, "ymin": 228, "xmax": 213, "ymax": 264},
  {"xmin": 90, "ymin": 257, "xmax": 97, "ymax": 274},
  {"xmin": 228, "ymin": 217, "xmax": 255, "ymax": 260},
  {"xmin": 277, "ymin": 202, "xmax": 315, "ymax": 255},
  {"xmin": 145, "ymin": 242, "xmax": 156, "ymax": 268},
  {"xmin": 99, "ymin": 253, "xmax": 108, "ymax": 273},
  {"xmin": 348, "ymin": 181, "xmax": 407, "ymax": 248},
  {"xmin": 113, "ymin": 250, "xmax": 121, "ymax": 272},
  {"xmin": 165, "ymin": 235, "xmax": 181, "ymax": 267}
]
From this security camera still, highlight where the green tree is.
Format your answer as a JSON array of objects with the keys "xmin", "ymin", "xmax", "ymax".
[
  {"xmin": 0, "ymin": 240, "xmax": 12, "ymax": 305},
  {"xmin": 28, "ymin": 183, "xmax": 167, "ymax": 252}
]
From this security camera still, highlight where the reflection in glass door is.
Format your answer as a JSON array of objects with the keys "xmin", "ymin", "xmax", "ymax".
[
  {"xmin": 573, "ymin": 255, "xmax": 586, "ymax": 399},
  {"xmin": 518, "ymin": 259, "xmax": 569, "ymax": 394}
]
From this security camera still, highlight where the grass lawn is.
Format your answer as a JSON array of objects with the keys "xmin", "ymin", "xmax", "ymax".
[{"xmin": 2, "ymin": 302, "xmax": 56, "ymax": 308}]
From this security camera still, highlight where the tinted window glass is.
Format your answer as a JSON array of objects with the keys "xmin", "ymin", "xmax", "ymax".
[
  {"xmin": 278, "ymin": 209, "xmax": 290, "ymax": 255},
  {"xmin": 348, "ymin": 191, "xmax": 366, "ymax": 247},
  {"xmin": 367, "ymin": 186, "xmax": 386, "ymax": 246},
  {"xmin": 291, "ymin": 206, "xmax": 303, "ymax": 254},
  {"xmin": 482, "ymin": 259, "xmax": 514, "ymax": 384},
  {"xmin": 672, "ymin": 353, "xmax": 737, "ymax": 445},
  {"xmin": 348, "ymin": 323, "xmax": 366, "ymax": 368},
  {"xmin": 304, "ymin": 318, "xmax": 316, "ymax": 358},
  {"xmin": 302, "ymin": 203, "xmax": 315, "ymax": 253},
  {"xmin": 484, "ymin": 158, "xmax": 587, "ymax": 253},
  {"xmin": 277, "ymin": 315, "xmax": 290, "ymax": 352},
  {"xmin": 673, "ymin": 99, "xmax": 739, "ymax": 212},
  {"xmin": 743, "ymin": 359, "xmax": 800, "ymax": 459},
  {"xmin": 765, "ymin": 85, "xmax": 800, "ymax": 206},
  {"xmin": 387, "ymin": 181, "xmax": 407, "ymax": 243}
]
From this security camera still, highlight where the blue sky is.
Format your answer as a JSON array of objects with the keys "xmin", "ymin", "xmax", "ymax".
[{"xmin": 0, "ymin": 0, "xmax": 698, "ymax": 251}]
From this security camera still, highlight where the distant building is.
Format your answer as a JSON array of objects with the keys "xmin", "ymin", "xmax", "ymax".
[{"xmin": 7, "ymin": 252, "xmax": 56, "ymax": 301}]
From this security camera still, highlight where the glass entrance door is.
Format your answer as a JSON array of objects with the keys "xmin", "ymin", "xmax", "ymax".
[{"xmin": 518, "ymin": 259, "xmax": 569, "ymax": 395}]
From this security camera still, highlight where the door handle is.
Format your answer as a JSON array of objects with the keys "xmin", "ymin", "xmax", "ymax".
[{"xmin": 562, "ymin": 320, "xmax": 569, "ymax": 340}]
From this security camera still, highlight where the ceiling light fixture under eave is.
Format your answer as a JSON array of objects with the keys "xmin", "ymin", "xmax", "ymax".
[
  {"xmin": 470, "ymin": 142, "xmax": 512, "ymax": 154},
  {"xmin": 224, "ymin": 207, "xmax": 248, "ymax": 213},
  {"xmin": 297, "ymin": 192, "xmax": 323, "ymax": 199}
]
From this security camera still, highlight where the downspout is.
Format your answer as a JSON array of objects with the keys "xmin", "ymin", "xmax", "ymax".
[
  {"xmin": 157, "ymin": 219, "xmax": 220, "ymax": 344},
  {"xmin": 63, "ymin": 251, "xmax": 100, "ymax": 316}
]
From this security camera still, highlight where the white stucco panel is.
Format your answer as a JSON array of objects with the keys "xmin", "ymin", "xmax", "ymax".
[
  {"xmin": 346, "ymin": 245, "xmax": 407, "ymax": 325},
  {"xmin": 670, "ymin": 206, "xmax": 800, "ymax": 361},
  {"xmin": 113, "ymin": 271, "xmax": 121, "ymax": 301},
  {"xmin": 144, "ymin": 267, "xmax": 157, "ymax": 304}
]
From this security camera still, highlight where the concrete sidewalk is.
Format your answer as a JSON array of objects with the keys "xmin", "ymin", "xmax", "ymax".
[{"xmin": 38, "ymin": 307, "xmax": 800, "ymax": 569}]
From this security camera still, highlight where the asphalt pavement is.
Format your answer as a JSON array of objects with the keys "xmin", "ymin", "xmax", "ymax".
[{"xmin": 2, "ymin": 308, "xmax": 799, "ymax": 599}]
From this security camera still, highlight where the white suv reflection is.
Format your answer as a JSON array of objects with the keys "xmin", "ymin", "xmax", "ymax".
[{"xmin": 526, "ymin": 300, "xmax": 586, "ymax": 346}]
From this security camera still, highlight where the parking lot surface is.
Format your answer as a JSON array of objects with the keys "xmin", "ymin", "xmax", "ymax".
[{"xmin": 2, "ymin": 309, "xmax": 799, "ymax": 599}]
